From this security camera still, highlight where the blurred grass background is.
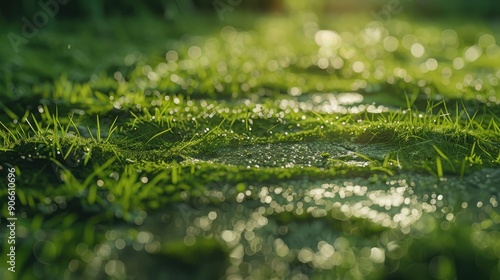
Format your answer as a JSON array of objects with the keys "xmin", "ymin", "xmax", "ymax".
[{"xmin": 2, "ymin": 0, "xmax": 500, "ymax": 20}]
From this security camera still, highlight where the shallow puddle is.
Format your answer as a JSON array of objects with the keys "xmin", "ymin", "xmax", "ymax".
[
  {"xmin": 211, "ymin": 141, "xmax": 355, "ymax": 168},
  {"xmin": 79, "ymin": 170, "xmax": 500, "ymax": 279}
]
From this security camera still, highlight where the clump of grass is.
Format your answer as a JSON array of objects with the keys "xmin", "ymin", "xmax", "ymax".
[{"xmin": 348, "ymin": 97, "xmax": 500, "ymax": 176}]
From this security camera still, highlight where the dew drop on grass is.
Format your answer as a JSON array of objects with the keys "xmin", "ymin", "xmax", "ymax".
[{"xmin": 411, "ymin": 43, "xmax": 425, "ymax": 58}]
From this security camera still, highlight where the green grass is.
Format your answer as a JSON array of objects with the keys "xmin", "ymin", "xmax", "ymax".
[{"xmin": 1, "ymin": 10, "xmax": 500, "ymax": 280}]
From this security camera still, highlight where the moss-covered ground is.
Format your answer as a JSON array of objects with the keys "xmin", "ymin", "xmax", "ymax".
[{"xmin": 1, "ymin": 9, "xmax": 500, "ymax": 280}]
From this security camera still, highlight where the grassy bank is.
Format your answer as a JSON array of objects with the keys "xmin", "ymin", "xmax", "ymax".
[{"xmin": 1, "ymin": 9, "xmax": 500, "ymax": 280}]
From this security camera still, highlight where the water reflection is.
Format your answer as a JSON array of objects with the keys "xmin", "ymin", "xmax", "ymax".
[{"xmin": 76, "ymin": 171, "xmax": 500, "ymax": 279}]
